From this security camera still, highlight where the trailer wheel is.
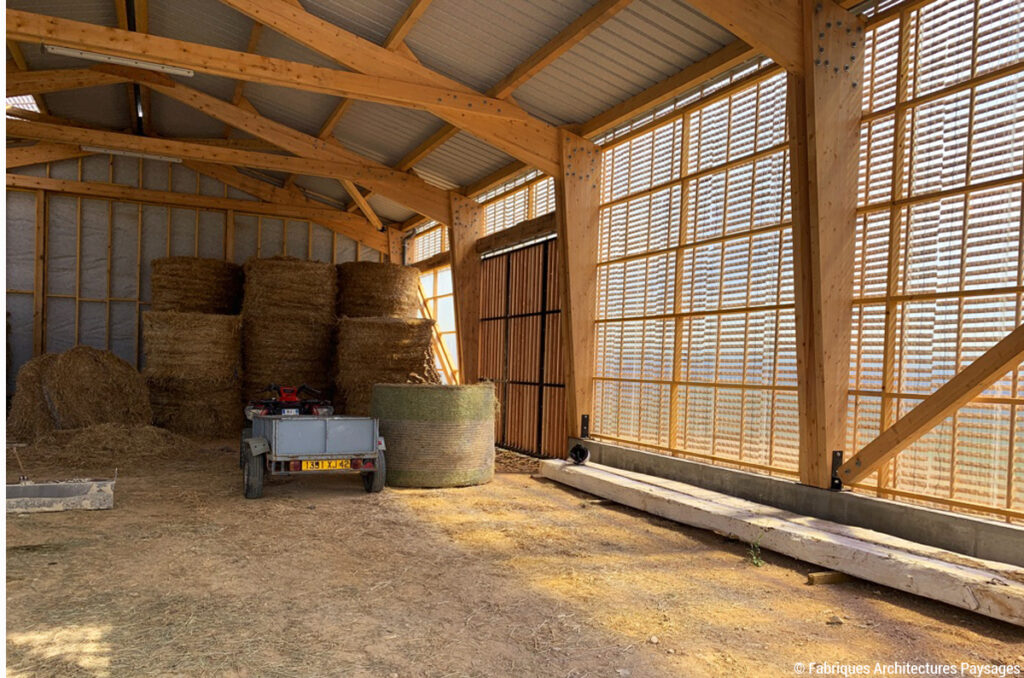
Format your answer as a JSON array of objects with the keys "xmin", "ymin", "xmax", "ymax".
[
  {"xmin": 239, "ymin": 427, "xmax": 252, "ymax": 469},
  {"xmin": 243, "ymin": 444, "xmax": 265, "ymax": 499},
  {"xmin": 363, "ymin": 450, "xmax": 386, "ymax": 493}
]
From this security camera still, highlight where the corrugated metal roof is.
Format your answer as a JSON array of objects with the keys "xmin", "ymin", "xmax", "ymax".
[
  {"xmin": 300, "ymin": 0, "xmax": 410, "ymax": 45},
  {"xmin": 148, "ymin": 0, "xmax": 253, "ymax": 51},
  {"xmin": 12, "ymin": 0, "xmax": 746, "ymax": 210},
  {"xmin": 45, "ymin": 85, "xmax": 133, "ymax": 130},
  {"xmin": 514, "ymin": 0, "xmax": 735, "ymax": 125},
  {"xmin": 331, "ymin": 101, "xmax": 444, "ymax": 167},
  {"xmin": 150, "ymin": 91, "xmax": 227, "ymax": 138},
  {"xmin": 413, "ymin": 131, "xmax": 516, "ymax": 190},
  {"xmin": 404, "ymin": 0, "xmax": 594, "ymax": 93}
]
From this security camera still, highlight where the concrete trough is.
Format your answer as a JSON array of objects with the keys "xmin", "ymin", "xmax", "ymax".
[{"xmin": 7, "ymin": 480, "xmax": 115, "ymax": 513}]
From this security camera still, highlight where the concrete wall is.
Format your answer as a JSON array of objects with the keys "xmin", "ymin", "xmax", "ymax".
[{"xmin": 571, "ymin": 437, "xmax": 1024, "ymax": 567}]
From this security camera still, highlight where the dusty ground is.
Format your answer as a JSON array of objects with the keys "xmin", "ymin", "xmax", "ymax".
[{"xmin": 6, "ymin": 440, "xmax": 1023, "ymax": 677}]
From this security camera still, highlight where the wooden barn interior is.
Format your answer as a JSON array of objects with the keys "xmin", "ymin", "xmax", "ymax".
[{"xmin": 5, "ymin": 0, "xmax": 1024, "ymax": 674}]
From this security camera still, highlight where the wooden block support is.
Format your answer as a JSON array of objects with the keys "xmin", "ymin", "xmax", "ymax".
[
  {"xmin": 555, "ymin": 131, "xmax": 601, "ymax": 438},
  {"xmin": 789, "ymin": 0, "xmax": 865, "ymax": 488},
  {"xmin": 540, "ymin": 460, "xmax": 1024, "ymax": 626},
  {"xmin": 448, "ymin": 194, "xmax": 485, "ymax": 384}
]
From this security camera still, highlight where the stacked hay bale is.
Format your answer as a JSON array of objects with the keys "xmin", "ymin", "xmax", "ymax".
[
  {"xmin": 142, "ymin": 312, "xmax": 243, "ymax": 437},
  {"xmin": 6, "ymin": 347, "xmax": 151, "ymax": 442},
  {"xmin": 242, "ymin": 256, "xmax": 336, "ymax": 400},
  {"xmin": 151, "ymin": 257, "xmax": 242, "ymax": 314},
  {"xmin": 334, "ymin": 261, "xmax": 440, "ymax": 415},
  {"xmin": 336, "ymin": 262, "xmax": 420, "ymax": 318},
  {"xmin": 334, "ymin": 318, "xmax": 438, "ymax": 415},
  {"xmin": 371, "ymin": 383, "xmax": 495, "ymax": 487}
]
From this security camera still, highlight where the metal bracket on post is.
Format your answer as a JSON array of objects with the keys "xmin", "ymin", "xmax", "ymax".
[
  {"xmin": 829, "ymin": 450, "xmax": 844, "ymax": 491},
  {"xmin": 580, "ymin": 414, "xmax": 590, "ymax": 439}
]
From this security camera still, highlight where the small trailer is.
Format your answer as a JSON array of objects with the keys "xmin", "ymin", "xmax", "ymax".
[{"xmin": 240, "ymin": 415, "xmax": 386, "ymax": 499}]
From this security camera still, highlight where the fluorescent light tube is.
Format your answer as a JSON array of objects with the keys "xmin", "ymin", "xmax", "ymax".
[
  {"xmin": 80, "ymin": 146, "xmax": 183, "ymax": 164},
  {"xmin": 43, "ymin": 45, "xmax": 194, "ymax": 77}
]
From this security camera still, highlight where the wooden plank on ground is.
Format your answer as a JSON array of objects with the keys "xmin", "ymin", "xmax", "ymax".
[{"xmin": 538, "ymin": 460, "xmax": 1024, "ymax": 626}]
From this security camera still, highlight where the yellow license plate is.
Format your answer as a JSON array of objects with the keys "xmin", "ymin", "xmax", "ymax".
[{"xmin": 301, "ymin": 459, "xmax": 350, "ymax": 471}]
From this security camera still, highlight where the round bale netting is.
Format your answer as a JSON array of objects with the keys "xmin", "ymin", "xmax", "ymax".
[
  {"xmin": 151, "ymin": 257, "xmax": 243, "ymax": 314},
  {"xmin": 142, "ymin": 311, "xmax": 243, "ymax": 437},
  {"xmin": 32, "ymin": 346, "xmax": 151, "ymax": 433},
  {"xmin": 371, "ymin": 383, "xmax": 496, "ymax": 488},
  {"xmin": 242, "ymin": 256, "xmax": 336, "ymax": 400},
  {"xmin": 336, "ymin": 261, "xmax": 421, "ymax": 318},
  {"xmin": 334, "ymin": 317, "xmax": 440, "ymax": 415}
]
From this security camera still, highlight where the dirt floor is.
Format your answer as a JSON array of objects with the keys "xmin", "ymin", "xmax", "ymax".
[{"xmin": 6, "ymin": 441, "xmax": 1023, "ymax": 677}]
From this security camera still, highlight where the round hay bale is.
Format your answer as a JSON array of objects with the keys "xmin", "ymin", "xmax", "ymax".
[
  {"xmin": 242, "ymin": 257, "xmax": 337, "ymax": 399},
  {"xmin": 6, "ymin": 353, "xmax": 59, "ymax": 442},
  {"xmin": 146, "ymin": 375, "xmax": 242, "ymax": 438},
  {"xmin": 371, "ymin": 383, "xmax": 495, "ymax": 488},
  {"xmin": 151, "ymin": 257, "xmax": 242, "ymax": 314},
  {"xmin": 336, "ymin": 262, "xmax": 420, "ymax": 318},
  {"xmin": 142, "ymin": 311, "xmax": 241, "ymax": 381},
  {"xmin": 40, "ymin": 346, "xmax": 151, "ymax": 430},
  {"xmin": 335, "ymin": 317, "xmax": 439, "ymax": 415}
]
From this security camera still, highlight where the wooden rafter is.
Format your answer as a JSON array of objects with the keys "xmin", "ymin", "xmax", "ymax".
[
  {"xmin": 7, "ymin": 142, "xmax": 91, "ymax": 168},
  {"xmin": 384, "ymin": 0, "xmax": 433, "ymax": 49},
  {"xmin": 6, "ymin": 173, "xmax": 386, "ymax": 249},
  {"xmin": 837, "ymin": 324, "xmax": 1024, "ymax": 487},
  {"xmin": 6, "ymin": 9, "xmax": 560, "ymax": 175},
  {"xmin": 208, "ymin": 0, "xmax": 560, "ymax": 174},
  {"xmin": 6, "ymin": 39, "xmax": 49, "ymax": 114},
  {"xmin": 391, "ymin": 0, "xmax": 635, "ymax": 173},
  {"xmin": 7, "ymin": 119, "xmax": 451, "ymax": 223},
  {"xmin": 682, "ymin": 0, "xmax": 802, "ymax": 74},
  {"xmin": 88, "ymin": 66, "xmax": 450, "ymax": 222}
]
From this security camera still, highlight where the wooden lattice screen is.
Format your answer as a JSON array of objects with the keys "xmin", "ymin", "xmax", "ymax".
[
  {"xmin": 591, "ymin": 68, "xmax": 799, "ymax": 477},
  {"xmin": 849, "ymin": 0, "xmax": 1024, "ymax": 520}
]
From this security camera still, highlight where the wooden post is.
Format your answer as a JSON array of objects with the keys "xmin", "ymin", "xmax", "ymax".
[
  {"xmin": 448, "ymin": 193, "xmax": 484, "ymax": 384},
  {"xmin": 789, "ymin": 0, "xmax": 865, "ymax": 487},
  {"xmin": 33, "ymin": 189, "xmax": 47, "ymax": 355},
  {"xmin": 554, "ymin": 130, "xmax": 601, "ymax": 438},
  {"xmin": 387, "ymin": 227, "xmax": 404, "ymax": 264}
]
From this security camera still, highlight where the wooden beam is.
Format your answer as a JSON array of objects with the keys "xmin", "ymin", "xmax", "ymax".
[
  {"xmin": 6, "ymin": 68, "xmax": 127, "ymax": 96},
  {"xmin": 383, "ymin": 0, "xmax": 433, "ymax": 49},
  {"xmin": 838, "ymin": 324, "xmax": 1024, "ymax": 487},
  {"xmin": 7, "ymin": 173, "xmax": 386, "ymax": 250},
  {"xmin": 7, "ymin": 9, "xmax": 560, "ymax": 174},
  {"xmin": 6, "ymin": 39, "xmax": 48, "ymax": 114},
  {"xmin": 104, "ymin": 67, "xmax": 450, "ymax": 222},
  {"xmin": 579, "ymin": 40, "xmax": 756, "ymax": 139},
  {"xmin": 539, "ymin": 460, "xmax": 1024, "ymax": 626},
  {"xmin": 555, "ymin": 131, "xmax": 601, "ymax": 438},
  {"xmin": 9, "ymin": 116, "xmax": 452, "ymax": 224},
  {"xmin": 448, "ymin": 195, "xmax": 485, "ymax": 384},
  {"xmin": 33, "ymin": 189, "xmax": 46, "ymax": 355},
  {"xmin": 7, "ymin": 142, "xmax": 92, "ymax": 168},
  {"xmin": 789, "ymin": 0, "xmax": 865, "ymax": 487},
  {"xmin": 682, "ymin": 0, "xmax": 802, "ymax": 74},
  {"xmin": 209, "ymin": 0, "xmax": 560, "ymax": 174},
  {"xmin": 392, "ymin": 0, "xmax": 634, "ymax": 171},
  {"xmin": 475, "ymin": 211, "xmax": 556, "ymax": 254}
]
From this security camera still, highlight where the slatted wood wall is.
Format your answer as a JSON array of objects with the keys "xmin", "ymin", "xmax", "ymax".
[{"xmin": 479, "ymin": 237, "xmax": 567, "ymax": 458}]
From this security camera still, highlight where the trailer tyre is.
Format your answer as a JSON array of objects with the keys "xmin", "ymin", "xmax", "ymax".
[
  {"xmin": 363, "ymin": 450, "xmax": 386, "ymax": 493},
  {"xmin": 243, "ymin": 444, "xmax": 265, "ymax": 499}
]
